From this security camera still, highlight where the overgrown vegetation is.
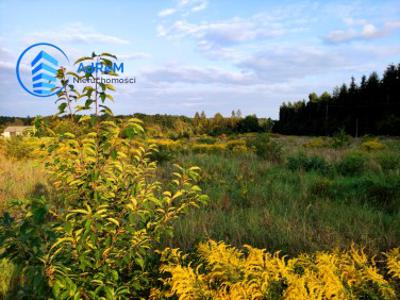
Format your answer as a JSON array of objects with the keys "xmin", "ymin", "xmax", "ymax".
[
  {"xmin": 153, "ymin": 240, "xmax": 400, "ymax": 299},
  {"xmin": 1, "ymin": 53, "xmax": 208, "ymax": 299}
]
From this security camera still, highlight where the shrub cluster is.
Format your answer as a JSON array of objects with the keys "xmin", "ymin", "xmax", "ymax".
[
  {"xmin": 335, "ymin": 152, "xmax": 366, "ymax": 176},
  {"xmin": 246, "ymin": 133, "xmax": 283, "ymax": 162},
  {"xmin": 153, "ymin": 240, "xmax": 400, "ymax": 299},
  {"xmin": 361, "ymin": 138, "xmax": 386, "ymax": 151},
  {"xmin": 287, "ymin": 153, "xmax": 330, "ymax": 174}
]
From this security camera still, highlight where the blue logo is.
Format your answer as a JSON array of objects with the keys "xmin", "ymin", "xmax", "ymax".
[
  {"xmin": 16, "ymin": 43, "xmax": 69, "ymax": 97},
  {"xmin": 77, "ymin": 62, "xmax": 124, "ymax": 74}
]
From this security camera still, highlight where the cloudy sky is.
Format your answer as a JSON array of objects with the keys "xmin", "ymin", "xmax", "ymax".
[{"xmin": 0, "ymin": 0, "xmax": 399, "ymax": 118}]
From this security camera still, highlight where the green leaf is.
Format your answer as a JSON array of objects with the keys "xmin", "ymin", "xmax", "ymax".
[
  {"xmin": 79, "ymin": 115, "xmax": 91, "ymax": 123},
  {"xmin": 99, "ymin": 104, "xmax": 113, "ymax": 116},
  {"xmin": 101, "ymin": 58, "xmax": 113, "ymax": 68},
  {"xmin": 57, "ymin": 102, "xmax": 67, "ymax": 114},
  {"xmin": 50, "ymin": 237, "xmax": 74, "ymax": 251},
  {"xmin": 107, "ymin": 218, "xmax": 120, "ymax": 227},
  {"xmin": 111, "ymin": 149, "xmax": 117, "ymax": 160},
  {"xmin": 105, "ymin": 83, "xmax": 116, "ymax": 91},
  {"xmin": 100, "ymin": 52, "xmax": 117, "ymax": 60}
]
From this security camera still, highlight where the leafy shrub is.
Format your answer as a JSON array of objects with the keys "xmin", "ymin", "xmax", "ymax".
[
  {"xmin": 361, "ymin": 138, "xmax": 385, "ymax": 151},
  {"xmin": 196, "ymin": 136, "xmax": 216, "ymax": 144},
  {"xmin": 153, "ymin": 240, "xmax": 400, "ymax": 299},
  {"xmin": 377, "ymin": 152, "xmax": 400, "ymax": 171},
  {"xmin": 3, "ymin": 137, "xmax": 36, "ymax": 159},
  {"xmin": 326, "ymin": 175, "xmax": 400, "ymax": 208},
  {"xmin": 147, "ymin": 140, "xmax": 181, "ymax": 162},
  {"xmin": 303, "ymin": 137, "xmax": 328, "ymax": 148},
  {"xmin": 149, "ymin": 138, "xmax": 182, "ymax": 151},
  {"xmin": 0, "ymin": 53, "xmax": 208, "ymax": 299},
  {"xmin": 287, "ymin": 153, "xmax": 330, "ymax": 173},
  {"xmin": 0, "ymin": 258, "xmax": 14, "ymax": 297},
  {"xmin": 0, "ymin": 198, "xmax": 55, "ymax": 298},
  {"xmin": 364, "ymin": 175, "xmax": 400, "ymax": 208},
  {"xmin": 331, "ymin": 129, "xmax": 351, "ymax": 148},
  {"xmin": 235, "ymin": 115, "xmax": 262, "ymax": 133},
  {"xmin": 149, "ymin": 147, "xmax": 174, "ymax": 163},
  {"xmin": 231, "ymin": 144, "xmax": 249, "ymax": 154},
  {"xmin": 336, "ymin": 152, "xmax": 366, "ymax": 176},
  {"xmin": 246, "ymin": 133, "xmax": 283, "ymax": 162},
  {"xmin": 225, "ymin": 139, "xmax": 246, "ymax": 150},
  {"xmin": 191, "ymin": 143, "xmax": 226, "ymax": 154}
]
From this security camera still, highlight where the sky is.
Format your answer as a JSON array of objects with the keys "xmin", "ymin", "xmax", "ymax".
[{"xmin": 0, "ymin": 0, "xmax": 399, "ymax": 118}]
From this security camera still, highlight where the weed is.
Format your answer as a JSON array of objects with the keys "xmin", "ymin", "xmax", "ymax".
[
  {"xmin": 361, "ymin": 138, "xmax": 385, "ymax": 151},
  {"xmin": 246, "ymin": 133, "xmax": 283, "ymax": 162},
  {"xmin": 336, "ymin": 152, "xmax": 366, "ymax": 176},
  {"xmin": 287, "ymin": 153, "xmax": 330, "ymax": 173},
  {"xmin": 331, "ymin": 129, "xmax": 351, "ymax": 148}
]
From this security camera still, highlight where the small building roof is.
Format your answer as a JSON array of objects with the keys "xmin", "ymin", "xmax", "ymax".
[{"xmin": 3, "ymin": 126, "xmax": 31, "ymax": 133}]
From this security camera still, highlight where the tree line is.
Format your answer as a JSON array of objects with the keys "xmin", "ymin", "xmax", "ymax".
[
  {"xmin": 0, "ymin": 112, "xmax": 273, "ymax": 139},
  {"xmin": 275, "ymin": 63, "xmax": 400, "ymax": 136},
  {"xmin": 1, "ymin": 63, "xmax": 398, "ymax": 137}
]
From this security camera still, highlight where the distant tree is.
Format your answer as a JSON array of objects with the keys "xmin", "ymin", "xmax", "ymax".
[
  {"xmin": 193, "ymin": 112, "xmax": 201, "ymax": 134},
  {"xmin": 309, "ymin": 92, "xmax": 319, "ymax": 102},
  {"xmin": 320, "ymin": 92, "xmax": 331, "ymax": 102},
  {"xmin": 236, "ymin": 115, "xmax": 262, "ymax": 133}
]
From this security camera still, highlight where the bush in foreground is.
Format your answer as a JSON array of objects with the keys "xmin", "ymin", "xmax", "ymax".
[{"xmin": 0, "ymin": 53, "xmax": 207, "ymax": 299}]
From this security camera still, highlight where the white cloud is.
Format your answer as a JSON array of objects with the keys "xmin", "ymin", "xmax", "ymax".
[
  {"xmin": 362, "ymin": 24, "xmax": 379, "ymax": 37},
  {"xmin": 0, "ymin": 47, "xmax": 30, "ymax": 81},
  {"xmin": 343, "ymin": 17, "xmax": 368, "ymax": 26},
  {"xmin": 158, "ymin": 0, "xmax": 207, "ymax": 18},
  {"xmin": 177, "ymin": 0, "xmax": 207, "ymax": 11},
  {"xmin": 141, "ymin": 64, "xmax": 257, "ymax": 85},
  {"xmin": 25, "ymin": 23, "xmax": 130, "ymax": 45},
  {"xmin": 191, "ymin": 0, "xmax": 207, "ymax": 12},
  {"xmin": 117, "ymin": 52, "xmax": 151, "ymax": 60},
  {"xmin": 237, "ymin": 46, "xmax": 351, "ymax": 82},
  {"xmin": 325, "ymin": 20, "xmax": 400, "ymax": 43},
  {"xmin": 0, "ymin": 60, "xmax": 14, "ymax": 70},
  {"xmin": 157, "ymin": 8, "xmax": 308, "ymax": 60},
  {"xmin": 0, "ymin": 47, "xmax": 14, "ymax": 60},
  {"xmin": 157, "ymin": 16, "xmax": 288, "ymax": 45},
  {"xmin": 386, "ymin": 20, "xmax": 400, "ymax": 30},
  {"xmin": 158, "ymin": 8, "xmax": 177, "ymax": 17}
]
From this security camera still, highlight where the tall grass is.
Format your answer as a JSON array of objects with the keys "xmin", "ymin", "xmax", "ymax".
[
  {"xmin": 1, "ymin": 135, "xmax": 399, "ymax": 291},
  {"xmin": 159, "ymin": 144, "xmax": 400, "ymax": 255},
  {"xmin": 0, "ymin": 154, "xmax": 49, "ymax": 214},
  {"xmin": 0, "ymin": 151, "xmax": 50, "ymax": 298}
]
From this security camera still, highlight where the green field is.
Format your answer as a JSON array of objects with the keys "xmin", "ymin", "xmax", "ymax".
[
  {"xmin": 2, "ymin": 134, "xmax": 399, "ymax": 254},
  {"xmin": 2, "ymin": 130, "xmax": 400, "ymax": 298}
]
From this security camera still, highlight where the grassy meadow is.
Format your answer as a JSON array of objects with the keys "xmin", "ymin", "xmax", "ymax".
[
  {"xmin": 157, "ymin": 134, "xmax": 400, "ymax": 254},
  {"xmin": 1, "ymin": 134, "xmax": 399, "ymax": 253},
  {"xmin": 1, "ymin": 133, "xmax": 400, "ymax": 297}
]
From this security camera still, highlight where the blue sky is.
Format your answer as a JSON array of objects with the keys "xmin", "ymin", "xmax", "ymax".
[{"xmin": 0, "ymin": 0, "xmax": 399, "ymax": 118}]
